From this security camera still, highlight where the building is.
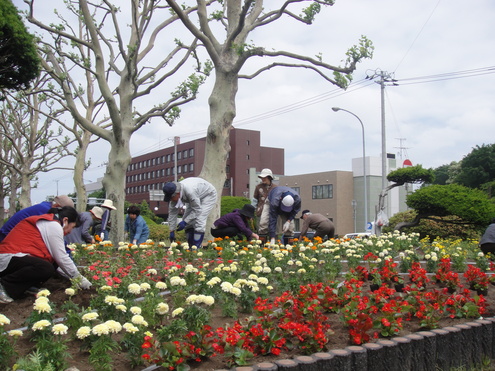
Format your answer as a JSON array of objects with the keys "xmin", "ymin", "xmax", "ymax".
[{"xmin": 125, "ymin": 128, "xmax": 284, "ymax": 217}]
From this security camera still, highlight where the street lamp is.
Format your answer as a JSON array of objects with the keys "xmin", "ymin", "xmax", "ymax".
[{"xmin": 332, "ymin": 107, "xmax": 368, "ymax": 231}]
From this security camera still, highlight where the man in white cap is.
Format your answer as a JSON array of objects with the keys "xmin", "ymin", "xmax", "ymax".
[
  {"xmin": 267, "ymin": 186, "xmax": 301, "ymax": 245},
  {"xmin": 0, "ymin": 195, "xmax": 74, "ymax": 243},
  {"xmin": 253, "ymin": 168, "xmax": 277, "ymax": 239},
  {"xmin": 65, "ymin": 206, "xmax": 104, "ymax": 244},
  {"xmin": 99, "ymin": 199, "xmax": 116, "ymax": 241},
  {"xmin": 163, "ymin": 177, "xmax": 217, "ymax": 248}
]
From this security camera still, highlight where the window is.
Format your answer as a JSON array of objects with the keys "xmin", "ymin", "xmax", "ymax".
[
  {"xmin": 246, "ymin": 140, "xmax": 250, "ymax": 145},
  {"xmin": 183, "ymin": 165, "xmax": 188, "ymax": 173},
  {"xmin": 189, "ymin": 148, "xmax": 194, "ymax": 157},
  {"xmin": 226, "ymin": 165, "xmax": 230, "ymax": 173},
  {"xmin": 166, "ymin": 168, "xmax": 171, "ymax": 176},
  {"xmin": 246, "ymin": 154, "xmax": 250, "ymax": 160},
  {"xmin": 189, "ymin": 163, "xmax": 194, "ymax": 172},
  {"xmin": 177, "ymin": 166, "xmax": 182, "ymax": 174},
  {"xmin": 312, "ymin": 184, "xmax": 333, "ymax": 199},
  {"xmin": 166, "ymin": 154, "xmax": 171, "ymax": 163},
  {"xmin": 177, "ymin": 151, "xmax": 182, "ymax": 160},
  {"xmin": 224, "ymin": 179, "xmax": 231, "ymax": 188},
  {"xmin": 183, "ymin": 150, "xmax": 188, "ymax": 159},
  {"xmin": 292, "ymin": 187, "xmax": 300, "ymax": 194}
]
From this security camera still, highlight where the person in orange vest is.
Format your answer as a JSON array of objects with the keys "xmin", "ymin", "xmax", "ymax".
[{"xmin": 0, "ymin": 206, "xmax": 92, "ymax": 303}]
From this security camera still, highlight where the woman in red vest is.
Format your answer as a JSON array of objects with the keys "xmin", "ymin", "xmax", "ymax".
[{"xmin": 0, "ymin": 206, "xmax": 92, "ymax": 303}]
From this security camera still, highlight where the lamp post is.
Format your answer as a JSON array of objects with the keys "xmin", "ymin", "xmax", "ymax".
[{"xmin": 332, "ymin": 107, "xmax": 368, "ymax": 231}]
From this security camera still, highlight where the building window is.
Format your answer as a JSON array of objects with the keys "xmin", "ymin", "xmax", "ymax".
[
  {"xmin": 246, "ymin": 140, "xmax": 250, "ymax": 145},
  {"xmin": 292, "ymin": 187, "xmax": 300, "ymax": 194},
  {"xmin": 189, "ymin": 163, "xmax": 194, "ymax": 172},
  {"xmin": 166, "ymin": 154, "xmax": 171, "ymax": 162},
  {"xmin": 189, "ymin": 148, "xmax": 194, "ymax": 157},
  {"xmin": 166, "ymin": 168, "xmax": 170, "ymax": 176},
  {"xmin": 246, "ymin": 154, "xmax": 250, "ymax": 160},
  {"xmin": 183, "ymin": 165, "xmax": 188, "ymax": 173},
  {"xmin": 177, "ymin": 166, "xmax": 182, "ymax": 174},
  {"xmin": 226, "ymin": 165, "xmax": 230, "ymax": 173},
  {"xmin": 224, "ymin": 179, "xmax": 231, "ymax": 188},
  {"xmin": 312, "ymin": 184, "xmax": 333, "ymax": 199},
  {"xmin": 183, "ymin": 150, "xmax": 188, "ymax": 159},
  {"xmin": 177, "ymin": 151, "xmax": 182, "ymax": 160}
]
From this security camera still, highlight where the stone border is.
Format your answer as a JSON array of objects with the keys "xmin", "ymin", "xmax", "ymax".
[{"xmin": 216, "ymin": 317, "xmax": 495, "ymax": 371}]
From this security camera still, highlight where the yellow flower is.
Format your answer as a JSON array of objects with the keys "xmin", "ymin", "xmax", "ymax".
[
  {"xmin": 33, "ymin": 300, "xmax": 51, "ymax": 313},
  {"xmin": 36, "ymin": 289, "xmax": 51, "ymax": 298},
  {"xmin": 172, "ymin": 308, "xmax": 184, "ymax": 317},
  {"xmin": 131, "ymin": 315, "xmax": 148, "ymax": 327},
  {"xmin": 123, "ymin": 323, "xmax": 139, "ymax": 334},
  {"xmin": 140, "ymin": 282, "xmax": 151, "ymax": 291},
  {"xmin": 104, "ymin": 320, "xmax": 122, "ymax": 334},
  {"xmin": 65, "ymin": 288, "xmax": 76, "ymax": 296},
  {"xmin": 156, "ymin": 281, "xmax": 167, "ymax": 290},
  {"xmin": 116, "ymin": 304, "xmax": 127, "ymax": 312},
  {"xmin": 52, "ymin": 324, "xmax": 69, "ymax": 335}
]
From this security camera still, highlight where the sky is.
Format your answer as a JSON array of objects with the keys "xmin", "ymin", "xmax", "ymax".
[{"xmin": 15, "ymin": 0, "xmax": 495, "ymax": 204}]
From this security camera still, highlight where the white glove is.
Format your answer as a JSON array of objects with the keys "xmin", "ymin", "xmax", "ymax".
[
  {"xmin": 76, "ymin": 276, "xmax": 92, "ymax": 290},
  {"xmin": 270, "ymin": 238, "xmax": 276, "ymax": 245},
  {"xmin": 282, "ymin": 221, "xmax": 290, "ymax": 233}
]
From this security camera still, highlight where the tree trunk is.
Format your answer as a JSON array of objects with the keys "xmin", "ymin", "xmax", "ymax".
[
  {"xmin": 19, "ymin": 160, "xmax": 33, "ymax": 209},
  {"xmin": 102, "ymin": 136, "xmax": 131, "ymax": 245},
  {"xmin": 199, "ymin": 70, "xmax": 238, "ymax": 242},
  {"xmin": 73, "ymin": 131, "xmax": 92, "ymax": 212}
]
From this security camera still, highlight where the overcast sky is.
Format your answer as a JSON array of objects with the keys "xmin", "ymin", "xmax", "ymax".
[{"xmin": 18, "ymin": 0, "xmax": 495, "ymax": 204}]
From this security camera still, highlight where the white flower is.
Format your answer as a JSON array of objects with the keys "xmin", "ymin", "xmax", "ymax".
[
  {"xmin": 123, "ymin": 323, "xmax": 139, "ymax": 334},
  {"xmin": 105, "ymin": 320, "xmax": 122, "ymax": 334},
  {"xmin": 8, "ymin": 329, "xmax": 23, "ymax": 337},
  {"xmin": 65, "ymin": 288, "xmax": 76, "ymax": 296},
  {"xmin": 140, "ymin": 282, "xmax": 151, "ymax": 291},
  {"xmin": 32, "ymin": 320, "xmax": 51, "ymax": 331},
  {"xmin": 76, "ymin": 326, "xmax": 91, "ymax": 339},
  {"xmin": 116, "ymin": 304, "xmax": 127, "ymax": 312},
  {"xmin": 147, "ymin": 268, "xmax": 158, "ymax": 275},
  {"xmin": 156, "ymin": 302, "xmax": 169, "ymax": 315},
  {"xmin": 0, "ymin": 314, "xmax": 10, "ymax": 326},
  {"xmin": 82, "ymin": 312, "xmax": 99, "ymax": 321},
  {"xmin": 156, "ymin": 281, "xmax": 167, "ymax": 290},
  {"xmin": 130, "ymin": 306, "xmax": 142, "ymax": 315},
  {"xmin": 131, "ymin": 315, "xmax": 148, "ymax": 326},
  {"xmin": 92, "ymin": 323, "xmax": 110, "ymax": 336},
  {"xmin": 128, "ymin": 283, "xmax": 141, "ymax": 294},
  {"xmin": 172, "ymin": 308, "xmax": 184, "ymax": 317},
  {"xmin": 52, "ymin": 324, "xmax": 68, "ymax": 335},
  {"xmin": 33, "ymin": 300, "xmax": 51, "ymax": 313}
]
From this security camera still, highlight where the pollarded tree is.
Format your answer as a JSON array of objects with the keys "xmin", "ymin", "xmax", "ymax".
[
  {"xmin": 166, "ymin": 0, "xmax": 374, "ymax": 228},
  {"xmin": 395, "ymin": 184, "xmax": 495, "ymax": 233},
  {"xmin": 374, "ymin": 165, "xmax": 434, "ymax": 235},
  {"xmin": 25, "ymin": 0, "xmax": 211, "ymax": 241},
  {"xmin": 0, "ymin": 0, "xmax": 40, "ymax": 91},
  {"xmin": 0, "ymin": 74, "xmax": 74, "ymax": 209}
]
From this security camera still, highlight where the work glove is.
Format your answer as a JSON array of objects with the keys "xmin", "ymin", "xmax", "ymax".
[
  {"xmin": 282, "ymin": 221, "xmax": 291, "ymax": 233},
  {"xmin": 169, "ymin": 231, "xmax": 175, "ymax": 242},
  {"xmin": 270, "ymin": 238, "xmax": 276, "ymax": 245},
  {"xmin": 177, "ymin": 221, "xmax": 187, "ymax": 231},
  {"xmin": 76, "ymin": 275, "xmax": 92, "ymax": 290}
]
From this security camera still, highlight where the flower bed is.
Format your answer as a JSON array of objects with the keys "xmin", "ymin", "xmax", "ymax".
[{"xmin": 0, "ymin": 232, "xmax": 493, "ymax": 370}]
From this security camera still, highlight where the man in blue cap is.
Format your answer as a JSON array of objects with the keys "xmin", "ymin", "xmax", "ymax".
[
  {"xmin": 163, "ymin": 178, "xmax": 217, "ymax": 248},
  {"xmin": 267, "ymin": 186, "xmax": 301, "ymax": 245}
]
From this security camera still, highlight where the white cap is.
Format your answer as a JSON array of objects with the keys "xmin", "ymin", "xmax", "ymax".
[
  {"xmin": 281, "ymin": 195, "xmax": 294, "ymax": 212},
  {"xmin": 258, "ymin": 168, "xmax": 274, "ymax": 179}
]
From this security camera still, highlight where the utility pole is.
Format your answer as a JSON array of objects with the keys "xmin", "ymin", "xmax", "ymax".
[{"xmin": 173, "ymin": 136, "xmax": 180, "ymax": 182}]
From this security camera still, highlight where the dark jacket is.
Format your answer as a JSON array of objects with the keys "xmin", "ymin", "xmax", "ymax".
[
  {"xmin": 267, "ymin": 186, "xmax": 301, "ymax": 238},
  {"xmin": 213, "ymin": 209, "xmax": 254, "ymax": 239}
]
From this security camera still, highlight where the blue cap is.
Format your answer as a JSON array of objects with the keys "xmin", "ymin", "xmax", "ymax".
[{"xmin": 163, "ymin": 182, "xmax": 177, "ymax": 202}]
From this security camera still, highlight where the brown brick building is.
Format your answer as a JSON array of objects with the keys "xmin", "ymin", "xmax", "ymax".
[{"xmin": 125, "ymin": 128, "xmax": 284, "ymax": 217}]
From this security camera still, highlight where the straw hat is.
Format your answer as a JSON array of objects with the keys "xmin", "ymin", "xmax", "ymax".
[
  {"xmin": 90, "ymin": 206, "xmax": 104, "ymax": 219},
  {"xmin": 101, "ymin": 199, "xmax": 116, "ymax": 210}
]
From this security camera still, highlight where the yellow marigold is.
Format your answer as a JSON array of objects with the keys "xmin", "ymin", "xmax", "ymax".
[
  {"xmin": 32, "ymin": 320, "xmax": 51, "ymax": 331},
  {"xmin": 8, "ymin": 329, "xmax": 23, "ymax": 337},
  {"xmin": 52, "ymin": 324, "xmax": 69, "ymax": 335},
  {"xmin": 76, "ymin": 326, "xmax": 91, "ymax": 339}
]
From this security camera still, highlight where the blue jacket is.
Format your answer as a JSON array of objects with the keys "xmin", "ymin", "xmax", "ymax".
[
  {"xmin": 125, "ymin": 215, "xmax": 150, "ymax": 245},
  {"xmin": 267, "ymin": 186, "xmax": 301, "ymax": 238},
  {"xmin": 0, "ymin": 201, "xmax": 52, "ymax": 242},
  {"xmin": 213, "ymin": 209, "xmax": 254, "ymax": 239}
]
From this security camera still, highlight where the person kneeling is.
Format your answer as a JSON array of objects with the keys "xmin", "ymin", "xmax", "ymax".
[{"xmin": 211, "ymin": 204, "xmax": 259, "ymax": 242}]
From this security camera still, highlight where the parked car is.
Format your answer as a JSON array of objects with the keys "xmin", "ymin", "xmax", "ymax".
[{"xmin": 343, "ymin": 232, "xmax": 371, "ymax": 239}]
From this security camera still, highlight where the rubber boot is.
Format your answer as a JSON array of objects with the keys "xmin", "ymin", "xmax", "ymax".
[
  {"xmin": 186, "ymin": 229, "xmax": 195, "ymax": 247},
  {"xmin": 193, "ymin": 232, "xmax": 205, "ymax": 249}
]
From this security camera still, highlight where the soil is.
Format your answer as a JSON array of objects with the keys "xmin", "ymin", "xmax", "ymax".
[{"xmin": 1, "ymin": 275, "xmax": 494, "ymax": 371}]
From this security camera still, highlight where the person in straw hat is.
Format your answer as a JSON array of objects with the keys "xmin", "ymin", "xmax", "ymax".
[
  {"xmin": 0, "ymin": 195, "xmax": 74, "ymax": 243},
  {"xmin": 98, "ymin": 199, "xmax": 116, "ymax": 241},
  {"xmin": 65, "ymin": 206, "xmax": 104, "ymax": 245},
  {"xmin": 210, "ymin": 204, "xmax": 259, "ymax": 241}
]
